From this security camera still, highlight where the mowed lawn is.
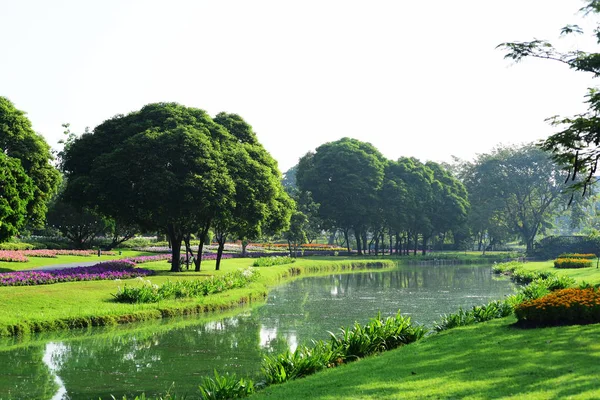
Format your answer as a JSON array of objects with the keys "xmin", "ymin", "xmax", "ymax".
[
  {"xmin": 519, "ymin": 259, "xmax": 600, "ymax": 285},
  {"xmin": 252, "ymin": 316, "xmax": 600, "ymax": 400}
]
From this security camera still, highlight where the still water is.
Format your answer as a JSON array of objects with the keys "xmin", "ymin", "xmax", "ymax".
[{"xmin": 0, "ymin": 264, "xmax": 517, "ymax": 399}]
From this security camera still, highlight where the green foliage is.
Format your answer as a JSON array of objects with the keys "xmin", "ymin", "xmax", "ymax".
[
  {"xmin": 554, "ymin": 257, "xmax": 594, "ymax": 269},
  {"xmin": 112, "ymin": 268, "xmax": 260, "ymax": 303},
  {"xmin": 433, "ymin": 301, "xmax": 513, "ymax": 332},
  {"xmin": 328, "ymin": 311, "xmax": 426, "ymax": 362},
  {"xmin": 262, "ymin": 341, "xmax": 339, "ymax": 385},
  {"xmin": 0, "ymin": 242, "xmax": 35, "ymax": 250},
  {"xmin": 198, "ymin": 370, "xmax": 255, "ymax": 400},
  {"xmin": 531, "ymin": 235, "xmax": 600, "ymax": 260},
  {"xmin": 252, "ymin": 256, "xmax": 295, "ymax": 267},
  {"xmin": 261, "ymin": 311, "xmax": 425, "ymax": 386},
  {"xmin": 0, "ymin": 97, "xmax": 61, "ymax": 234}
]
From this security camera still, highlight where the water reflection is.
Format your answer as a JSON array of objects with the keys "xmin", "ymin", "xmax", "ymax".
[{"xmin": 0, "ymin": 264, "xmax": 517, "ymax": 399}]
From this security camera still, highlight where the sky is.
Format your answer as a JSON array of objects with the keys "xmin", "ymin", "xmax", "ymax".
[{"xmin": 1, "ymin": 0, "xmax": 598, "ymax": 172}]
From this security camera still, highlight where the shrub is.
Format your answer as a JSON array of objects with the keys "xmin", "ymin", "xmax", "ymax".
[
  {"xmin": 198, "ymin": 370, "xmax": 255, "ymax": 400},
  {"xmin": 112, "ymin": 268, "xmax": 259, "ymax": 303},
  {"xmin": 515, "ymin": 287, "xmax": 600, "ymax": 327},
  {"xmin": 558, "ymin": 253, "xmax": 596, "ymax": 259},
  {"xmin": 433, "ymin": 300, "xmax": 513, "ymax": 332},
  {"xmin": 252, "ymin": 256, "xmax": 295, "ymax": 267},
  {"xmin": 554, "ymin": 257, "xmax": 594, "ymax": 269},
  {"xmin": 0, "ymin": 242, "xmax": 35, "ymax": 250}
]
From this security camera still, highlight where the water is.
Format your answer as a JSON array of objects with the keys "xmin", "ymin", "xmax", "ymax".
[{"xmin": 0, "ymin": 264, "xmax": 517, "ymax": 399}]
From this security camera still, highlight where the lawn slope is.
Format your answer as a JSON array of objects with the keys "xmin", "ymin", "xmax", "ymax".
[{"xmin": 253, "ymin": 317, "xmax": 600, "ymax": 399}]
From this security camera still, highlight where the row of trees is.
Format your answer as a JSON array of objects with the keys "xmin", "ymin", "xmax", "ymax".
[{"xmin": 291, "ymin": 138, "xmax": 469, "ymax": 255}]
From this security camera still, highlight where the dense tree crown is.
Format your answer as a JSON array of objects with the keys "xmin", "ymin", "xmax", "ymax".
[
  {"xmin": 63, "ymin": 103, "xmax": 291, "ymax": 271},
  {"xmin": 0, "ymin": 97, "xmax": 60, "ymax": 241}
]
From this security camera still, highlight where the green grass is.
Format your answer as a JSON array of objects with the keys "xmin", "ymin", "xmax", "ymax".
[
  {"xmin": 252, "ymin": 316, "xmax": 600, "ymax": 399},
  {"xmin": 519, "ymin": 259, "xmax": 600, "ymax": 285},
  {"xmin": 0, "ymin": 256, "xmax": 395, "ymax": 337},
  {"xmin": 0, "ymin": 249, "xmax": 152, "ymax": 272}
]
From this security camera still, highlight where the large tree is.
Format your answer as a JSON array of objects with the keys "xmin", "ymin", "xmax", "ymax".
[
  {"xmin": 296, "ymin": 137, "xmax": 385, "ymax": 254},
  {"xmin": 0, "ymin": 153, "xmax": 35, "ymax": 241},
  {"xmin": 0, "ymin": 97, "xmax": 61, "ymax": 238},
  {"xmin": 63, "ymin": 103, "xmax": 235, "ymax": 271},
  {"xmin": 498, "ymin": 1, "xmax": 600, "ymax": 194},
  {"xmin": 211, "ymin": 113, "xmax": 292, "ymax": 269},
  {"xmin": 467, "ymin": 145, "xmax": 568, "ymax": 252}
]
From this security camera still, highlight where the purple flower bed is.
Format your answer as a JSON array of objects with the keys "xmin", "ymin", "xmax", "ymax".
[
  {"xmin": 123, "ymin": 254, "xmax": 171, "ymax": 264},
  {"xmin": 0, "ymin": 261, "xmax": 155, "ymax": 287}
]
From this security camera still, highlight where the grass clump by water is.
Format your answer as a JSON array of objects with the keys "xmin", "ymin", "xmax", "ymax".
[
  {"xmin": 112, "ymin": 268, "xmax": 259, "ymax": 303},
  {"xmin": 198, "ymin": 370, "xmax": 255, "ymax": 400},
  {"xmin": 252, "ymin": 256, "xmax": 295, "ymax": 267}
]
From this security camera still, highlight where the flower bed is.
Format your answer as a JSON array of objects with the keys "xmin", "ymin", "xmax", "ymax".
[
  {"xmin": 515, "ymin": 287, "xmax": 600, "ymax": 326},
  {"xmin": 0, "ymin": 251, "xmax": 28, "ymax": 263},
  {"xmin": 554, "ymin": 257, "xmax": 593, "ymax": 269},
  {"xmin": 0, "ymin": 261, "xmax": 154, "ymax": 286},
  {"xmin": 123, "ymin": 254, "xmax": 171, "ymax": 264}
]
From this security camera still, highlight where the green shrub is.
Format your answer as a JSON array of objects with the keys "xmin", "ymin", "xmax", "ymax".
[
  {"xmin": 0, "ymin": 242, "xmax": 35, "ymax": 250},
  {"xmin": 113, "ymin": 268, "xmax": 259, "ymax": 303},
  {"xmin": 328, "ymin": 311, "xmax": 426, "ymax": 362},
  {"xmin": 261, "ymin": 341, "xmax": 339, "ymax": 385},
  {"xmin": 515, "ymin": 287, "xmax": 600, "ymax": 327},
  {"xmin": 554, "ymin": 257, "xmax": 594, "ymax": 269},
  {"xmin": 558, "ymin": 253, "xmax": 596, "ymax": 259},
  {"xmin": 433, "ymin": 300, "xmax": 513, "ymax": 332},
  {"xmin": 198, "ymin": 370, "xmax": 255, "ymax": 400},
  {"xmin": 252, "ymin": 256, "xmax": 295, "ymax": 267}
]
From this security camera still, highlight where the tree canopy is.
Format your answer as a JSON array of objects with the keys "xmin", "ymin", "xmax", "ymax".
[
  {"xmin": 498, "ymin": 1, "xmax": 600, "ymax": 194},
  {"xmin": 63, "ymin": 103, "xmax": 291, "ymax": 271},
  {"xmin": 0, "ymin": 97, "xmax": 60, "ymax": 241}
]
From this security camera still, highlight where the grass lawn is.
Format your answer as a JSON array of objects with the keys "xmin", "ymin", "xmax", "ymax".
[
  {"xmin": 0, "ymin": 256, "xmax": 395, "ymax": 336},
  {"xmin": 252, "ymin": 316, "xmax": 600, "ymax": 400},
  {"xmin": 0, "ymin": 249, "xmax": 153, "ymax": 272},
  {"xmin": 519, "ymin": 259, "xmax": 600, "ymax": 285}
]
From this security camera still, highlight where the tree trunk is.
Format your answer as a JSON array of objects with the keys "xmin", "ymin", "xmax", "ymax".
[
  {"xmin": 242, "ymin": 239, "xmax": 248, "ymax": 257},
  {"xmin": 167, "ymin": 224, "xmax": 183, "ymax": 272},
  {"xmin": 355, "ymin": 229, "xmax": 362, "ymax": 255},
  {"xmin": 344, "ymin": 229, "xmax": 351, "ymax": 254},
  {"xmin": 183, "ymin": 233, "xmax": 192, "ymax": 270},
  {"xmin": 194, "ymin": 220, "xmax": 211, "ymax": 272},
  {"xmin": 288, "ymin": 240, "xmax": 293, "ymax": 257},
  {"xmin": 422, "ymin": 236, "xmax": 428, "ymax": 256},
  {"xmin": 362, "ymin": 232, "xmax": 368, "ymax": 254},
  {"xmin": 215, "ymin": 233, "xmax": 226, "ymax": 271}
]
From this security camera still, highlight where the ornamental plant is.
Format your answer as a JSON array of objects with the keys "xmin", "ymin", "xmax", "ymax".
[
  {"xmin": 112, "ymin": 268, "xmax": 259, "ymax": 303},
  {"xmin": 515, "ymin": 287, "xmax": 600, "ymax": 327},
  {"xmin": 558, "ymin": 253, "xmax": 596, "ymax": 259},
  {"xmin": 252, "ymin": 256, "xmax": 295, "ymax": 267},
  {"xmin": 0, "ymin": 261, "xmax": 154, "ymax": 286},
  {"xmin": 554, "ymin": 257, "xmax": 593, "ymax": 269}
]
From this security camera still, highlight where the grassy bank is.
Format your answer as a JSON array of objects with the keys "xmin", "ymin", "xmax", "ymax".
[
  {"xmin": 0, "ymin": 257, "xmax": 395, "ymax": 337},
  {"xmin": 517, "ymin": 259, "xmax": 600, "ymax": 285},
  {"xmin": 252, "ymin": 316, "xmax": 600, "ymax": 399}
]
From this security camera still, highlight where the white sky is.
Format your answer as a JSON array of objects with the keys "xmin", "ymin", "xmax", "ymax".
[{"xmin": 1, "ymin": 0, "xmax": 598, "ymax": 172}]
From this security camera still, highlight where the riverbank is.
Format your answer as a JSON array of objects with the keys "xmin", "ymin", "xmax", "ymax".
[
  {"xmin": 251, "ymin": 315, "xmax": 600, "ymax": 399},
  {"xmin": 0, "ymin": 257, "xmax": 395, "ymax": 337}
]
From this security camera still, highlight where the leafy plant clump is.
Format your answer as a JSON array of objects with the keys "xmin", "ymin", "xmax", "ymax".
[
  {"xmin": 252, "ymin": 256, "xmax": 296, "ymax": 267},
  {"xmin": 112, "ymin": 268, "xmax": 259, "ymax": 303},
  {"xmin": 558, "ymin": 253, "xmax": 596, "ymax": 259},
  {"xmin": 433, "ymin": 301, "xmax": 513, "ymax": 332},
  {"xmin": 0, "ymin": 261, "xmax": 153, "ymax": 286},
  {"xmin": 261, "ymin": 311, "xmax": 426, "ymax": 385},
  {"xmin": 198, "ymin": 370, "xmax": 255, "ymax": 400},
  {"xmin": 515, "ymin": 287, "xmax": 600, "ymax": 327},
  {"xmin": 554, "ymin": 257, "xmax": 594, "ymax": 269}
]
